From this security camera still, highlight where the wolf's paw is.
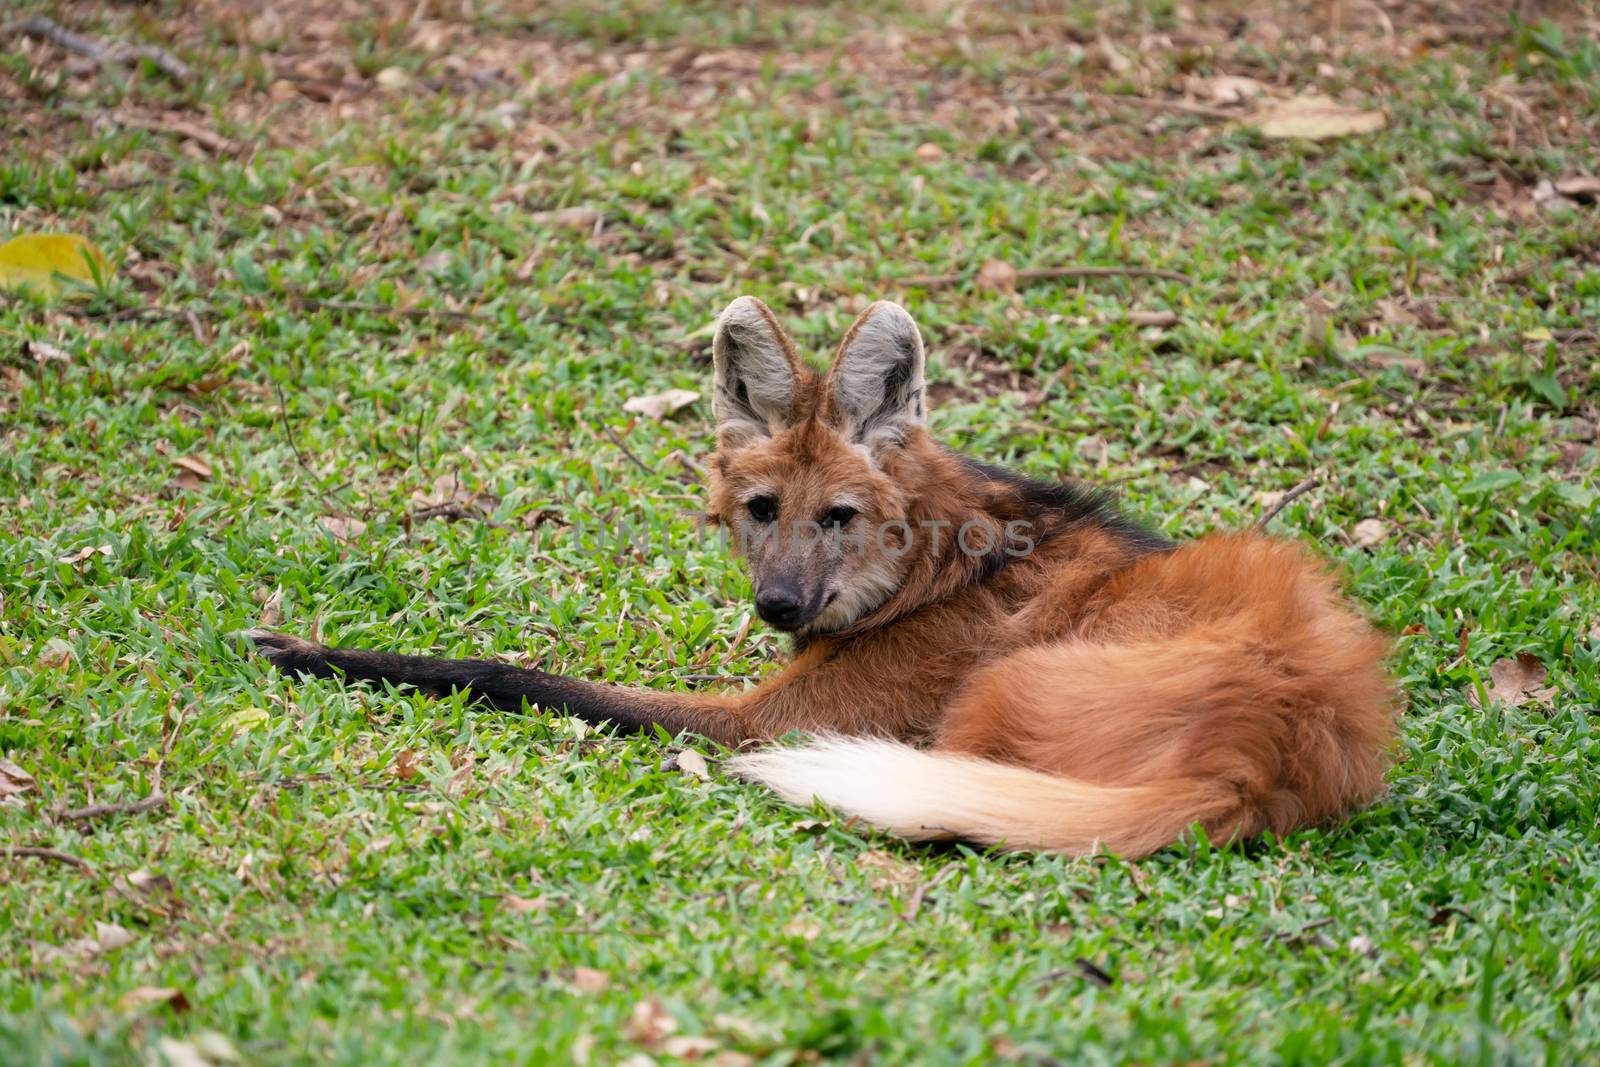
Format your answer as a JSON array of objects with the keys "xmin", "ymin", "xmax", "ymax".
[{"xmin": 233, "ymin": 629, "xmax": 332, "ymax": 674}]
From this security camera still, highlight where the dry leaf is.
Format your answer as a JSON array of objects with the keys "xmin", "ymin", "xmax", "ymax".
[
  {"xmin": 154, "ymin": 1032, "xmax": 240, "ymax": 1067},
  {"xmin": 120, "ymin": 869, "xmax": 176, "ymax": 897},
  {"xmin": 673, "ymin": 748, "xmax": 710, "ymax": 780},
  {"xmin": 1253, "ymin": 95, "xmax": 1386, "ymax": 140},
  {"xmin": 503, "ymin": 893, "xmax": 548, "ymax": 914},
  {"xmin": 661, "ymin": 1036, "xmax": 721, "ymax": 1060},
  {"xmin": 95, "ymin": 921, "xmax": 135, "ymax": 953},
  {"xmin": 1351, "ymin": 518, "xmax": 1388, "ymax": 547},
  {"xmin": 57, "ymin": 545, "xmax": 112, "ymax": 566},
  {"xmin": 531, "ymin": 206, "xmax": 603, "ymax": 229},
  {"xmin": 914, "ymin": 142, "xmax": 946, "ymax": 162},
  {"xmin": 571, "ymin": 966, "xmax": 610, "ymax": 993},
  {"xmin": 1126, "ymin": 309, "xmax": 1178, "ymax": 327},
  {"xmin": 317, "ymin": 516, "xmax": 367, "ymax": 542},
  {"xmin": 120, "ymin": 986, "xmax": 191, "ymax": 1013},
  {"xmin": 1202, "ymin": 74, "xmax": 1266, "ymax": 106},
  {"xmin": 172, "ymin": 455, "xmax": 213, "ymax": 480},
  {"xmin": 781, "ymin": 918, "xmax": 821, "ymax": 941},
  {"xmin": 446, "ymin": 751, "xmax": 476, "ymax": 797},
  {"xmin": 1097, "ymin": 33, "xmax": 1132, "ymax": 74},
  {"xmin": 0, "ymin": 757, "xmax": 35, "ymax": 797},
  {"xmin": 374, "ymin": 66, "xmax": 413, "ymax": 90},
  {"xmin": 0, "ymin": 233, "xmax": 110, "ymax": 297},
  {"xmin": 25, "ymin": 340, "xmax": 69, "ymax": 364},
  {"xmin": 712, "ymin": 1015, "xmax": 766, "ymax": 1042},
  {"xmin": 623, "ymin": 997, "xmax": 678, "ymax": 1046},
  {"xmin": 623, "ymin": 388, "xmax": 700, "ymax": 420},
  {"xmin": 258, "ymin": 586, "xmax": 283, "ymax": 628},
  {"xmin": 1471, "ymin": 653, "xmax": 1557, "ymax": 709},
  {"xmin": 1375, "ymin": 297, "xmax": 1419, "ymax": 326},
  {"xmin": 975, "ymin": 258, "xmax": 1019, "ymax": 294},
  {"xmin": 856, "ymin": 849, "xmax": 920, "ymax": 894},
  {"xmin": 411, "ymin": 473, "xmax": 500, "ymax": 521},
  {"xmin": 38, "ymin": 638, "xmax": 75, "ymax": 669},
  {"xmin": 1553, "ymin": 175, "xmax": 1600, "ymax": 202},
  {"xmin": 393, "ymin": 748, "xmax": 421, "ymax": 781}
]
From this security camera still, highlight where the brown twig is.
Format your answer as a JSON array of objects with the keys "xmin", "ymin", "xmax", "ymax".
[
  {"xmin": 308, "ymin": 300, "xmax": 489, "ymax": 321},
  {"xmin": 900, "ymin": 861, "xmax": 962, "ymax": 922},
  {"xmin": 272, "ymin": 379, "xmax": 316, "ymax": 477},
  {"xmin": 1254, "ymin": 475, "xmax": 1321, "ymax": 530},
  {"xmin": 900, "ymin": 265, "xmax": 1194, "ymax": 290},
  {"xmin": 1087, "ymin": 92, "xmax": 1240, "ymax": 121},
  {"xmin": 3, "ymin": 14, "xmax": 191, "ymax": 83},
  {"xmin": 1015, "ymin": 90, "xmax": 1239, "ymax": 121},
  {"xmin": 70, "ymin": 299, "xmax": 487, "ymax": 325},
  {"xmin": 113, "ymin": 112, "xmax": 238, "ymax": 156},
  {"xmin": 409, "ymin": 501, "xmax": 503, "ymax": 527},
  {"xmin": 7, "ymin": 845, "xmax": 94, "ymax": 872},
  {"xmin": 58, "ymin": 793, "xmax": 167, "ymax": 824},
  {"xmin": 601, "ymin": 422, "xmax": 655, "ymax": 477}
]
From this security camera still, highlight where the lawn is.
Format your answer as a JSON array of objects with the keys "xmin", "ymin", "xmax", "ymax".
[{"xmin": 3, "ymin": 1, "xmax": 1598, "ymax": 1064}]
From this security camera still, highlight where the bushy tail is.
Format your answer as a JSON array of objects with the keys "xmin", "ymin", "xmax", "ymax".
[{"xmin": 726, "ymin": 737, "xmax": 1247, "ymax": 856}]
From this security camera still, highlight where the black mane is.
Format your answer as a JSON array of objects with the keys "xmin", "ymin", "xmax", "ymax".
[{"xmin": 953, "ymin": 452, "xmax": 1175, "ymax": 557}]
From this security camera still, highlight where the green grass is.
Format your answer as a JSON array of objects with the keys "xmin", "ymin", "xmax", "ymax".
[{"xmin": 3, "ymin": 1, "xmax": 1599, "ymax": 1064}]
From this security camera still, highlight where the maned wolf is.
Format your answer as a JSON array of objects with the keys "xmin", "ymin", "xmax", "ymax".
[{"xmin": 245, "ymin": 296, "xmax": 1395, "ymax": 856}]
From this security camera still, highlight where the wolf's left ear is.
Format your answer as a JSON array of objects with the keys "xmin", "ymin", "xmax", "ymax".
[{"xmin": 826, "ymin": 301, "xmax": 926, "ymax": 455}]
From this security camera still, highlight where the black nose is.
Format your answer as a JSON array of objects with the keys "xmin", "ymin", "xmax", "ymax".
[{"xmin": 755, "ymin": 588, "xmax": 804, "ymax": 629}]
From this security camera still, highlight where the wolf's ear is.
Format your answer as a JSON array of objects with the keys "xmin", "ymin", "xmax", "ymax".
[
  {"xmin": 712, "ymin": 296, "xmax": 803, "ymax": 447},
  {"xmin": 826, "ymin": 301, "xmax": 926, "ymax": 455}
]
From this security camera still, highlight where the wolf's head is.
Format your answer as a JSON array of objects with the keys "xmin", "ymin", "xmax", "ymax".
[{"xmin": 706, "ymin": 296, "xmax": 929, "ymax": 636}]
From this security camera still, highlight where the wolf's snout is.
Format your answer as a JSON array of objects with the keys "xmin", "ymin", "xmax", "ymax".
[{"xmin": 755, "ymin": 586, "xmax": 805, "ymax": 630}]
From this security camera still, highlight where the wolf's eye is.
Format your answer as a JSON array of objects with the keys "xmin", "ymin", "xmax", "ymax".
[
  {"xmin": 747, "ymin": 496, "xmax": 778, "ymax": 523},
  {"xmin": 822, "ymin": 505, "xmax": 858, "ymax": 528}
]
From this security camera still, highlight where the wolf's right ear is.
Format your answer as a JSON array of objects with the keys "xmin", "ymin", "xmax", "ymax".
[{"xmin": 712, "ymin": 296, "xmax": 802, "ymax": 447}]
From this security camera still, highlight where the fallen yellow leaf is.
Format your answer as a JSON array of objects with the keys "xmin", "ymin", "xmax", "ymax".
[
  {"xmin": 224, "ymin": 707, "xmax": 270, "ymax": 734},
  {"xmin": 0, "ymin": 234, "xmax": 110, "ymax": 297},
  {"xmin": 1251, "ymin": 95, "xmax": 1386, "ymax": 141}
]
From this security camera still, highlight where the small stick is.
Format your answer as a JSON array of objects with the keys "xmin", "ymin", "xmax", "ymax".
[
  {"xmin": 900, "ymin": 861, "xmax": 962, "ymax": 922},
  {"xmin": 3, "ymin": 14, "xmax": 191, "ymax": 83},
  {"xmin": 58, "ymin": 793, "xmax": 167, "ymax": 824},
  {"xmin": 1254, "ymin": 475, "xmax": 1321, "ymax": 530},
  {"xmin": 1088, "ymin": 92, "xmax": 1239, "ymax": 121},
  {"xmin": 601, "ymin": 423, "xmax": 655, "ymax": 477},
  {"xmin": 113, "ymin": 112, "xmax": 237, "ymax": 156},
  {"xmin": 900, "ymin": 265, "xmax": 1194, "ymax": 289},
  {"xmin": 272, "ymin": 379, "xmax": 315, "ymax": 477},
  {"xmin": 7, "ymin": 845, "xmax": 94, "ymax": 872},
  {"xmin": 309, "ymin": 300, "xmax": 488, "ymax": 321},
  {"xmin": 273, "ymin": 380, "xmax": 356, "ymax": 518},
  {"xmin": 410, "ymin": 501, "xmax": 504, "ymax": 527}
]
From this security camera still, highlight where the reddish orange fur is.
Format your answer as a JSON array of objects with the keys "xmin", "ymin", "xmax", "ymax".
[
  {"xmin": 694, "ymin": 300, "xmax": 1398, "ymax": 854},
  {"xmin": 256, "ymin": 297, "xmax": 1399, "ymax": 857}
]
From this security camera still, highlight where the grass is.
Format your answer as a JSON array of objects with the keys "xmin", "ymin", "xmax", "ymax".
[{"xmin": 2, "ymin": 1, "xmax": 1598, "ymax": 1064}]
